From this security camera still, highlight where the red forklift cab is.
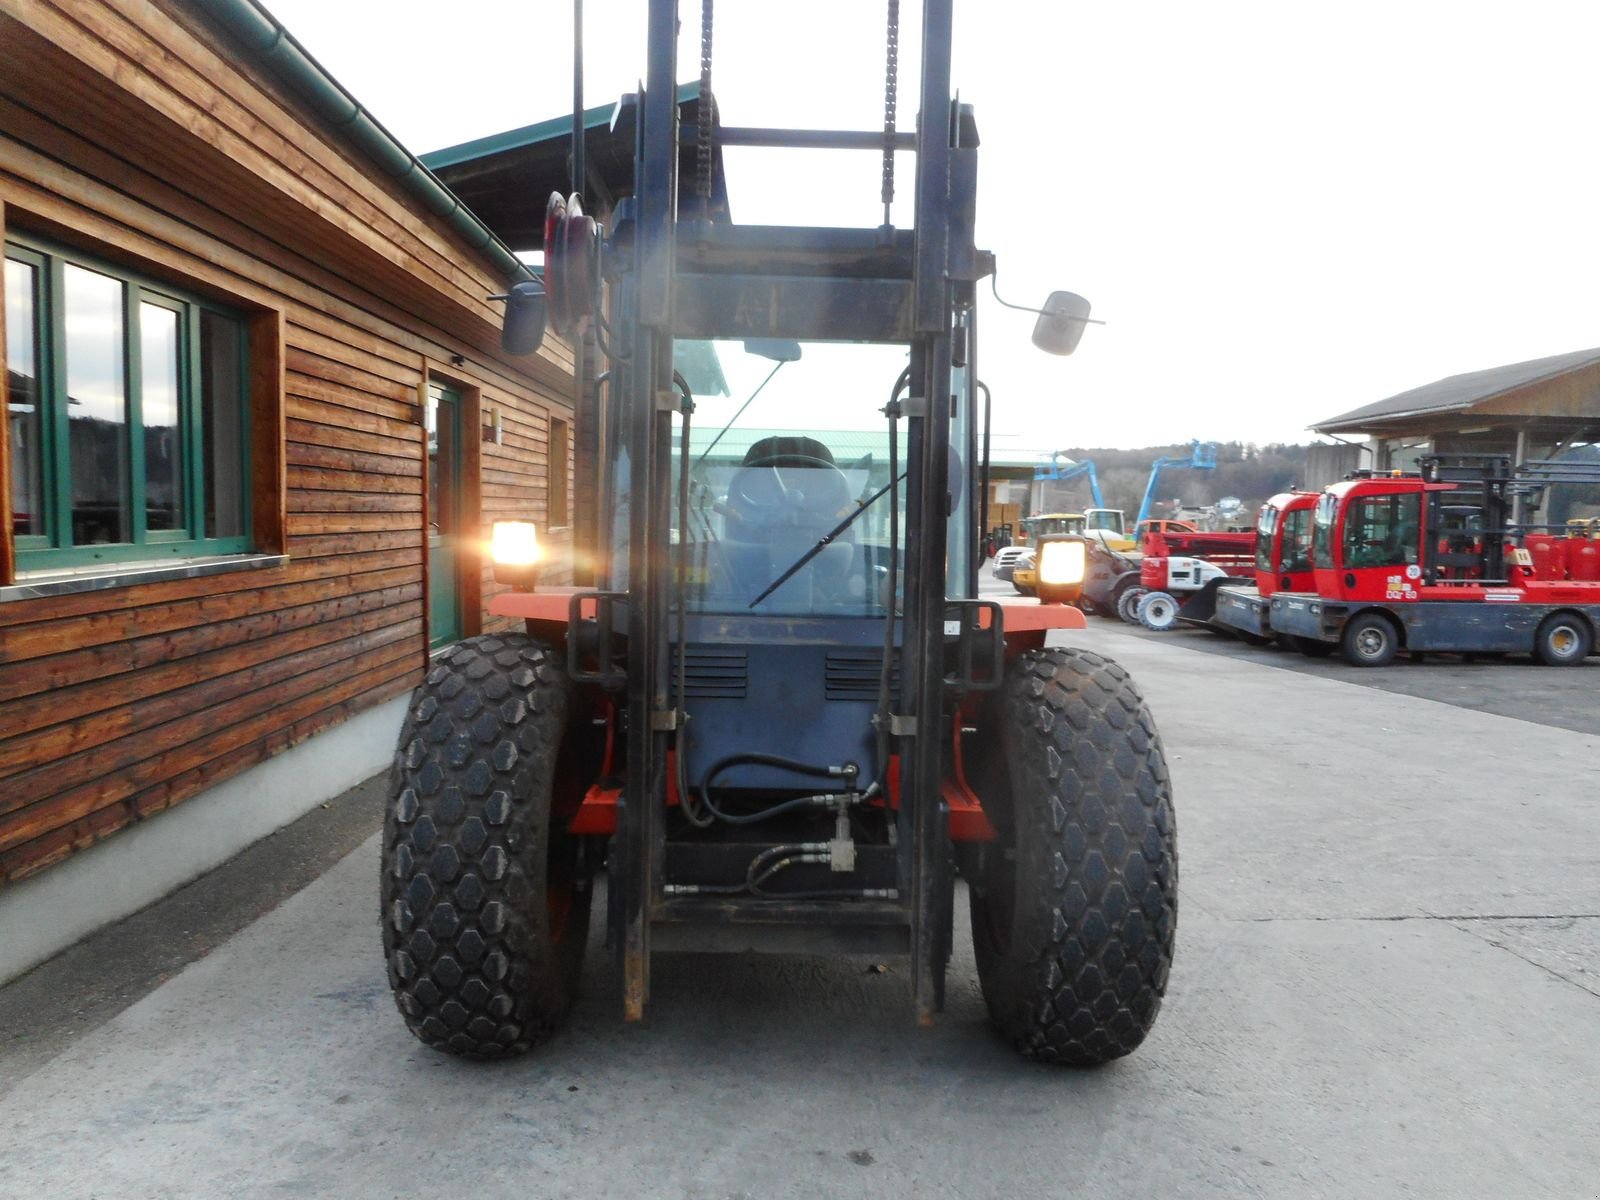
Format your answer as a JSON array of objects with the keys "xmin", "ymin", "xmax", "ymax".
[
  {"xmin": 1309, "ymin": 476, "xmax": 1449, "ymax": 604},
  {"xmin": 1254, "ymin": 491, "xmax": 1318, "ymax": 597}
]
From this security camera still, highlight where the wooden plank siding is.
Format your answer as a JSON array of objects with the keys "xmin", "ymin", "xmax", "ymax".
[{"xmin": 0, "ymin": 0, "xmax": 576, "ymax": 883}]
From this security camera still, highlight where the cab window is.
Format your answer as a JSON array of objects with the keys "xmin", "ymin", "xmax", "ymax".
[
  {"xmin": 1313, "ymin": 493, "xmax": 1337, "ymax": 568},
  {"xmin": 1280, "ymin": 508, "xmax": 1313, "ymax": 573},
  {"xmin": 1255, "ymin": 505, "xmax": 1278, "ymax": 571},
  {"xmin": 1341, "ymin": 493, "xmax": 1421, "ymax": 568}
]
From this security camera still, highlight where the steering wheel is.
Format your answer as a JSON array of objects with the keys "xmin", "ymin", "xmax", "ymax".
[{"xmin": 725, "ymin": 454, "xmax": 852, "ymax": 528}]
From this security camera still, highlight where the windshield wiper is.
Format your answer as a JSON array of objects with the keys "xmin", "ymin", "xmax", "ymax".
[{"xmin": 748, "ymin": 471, "xmax": 906, "ymax": 608}]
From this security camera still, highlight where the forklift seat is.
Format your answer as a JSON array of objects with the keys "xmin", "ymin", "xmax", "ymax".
[{"xmin": 717, "ymin": 436, "xmax": 862, "ymax": 609}]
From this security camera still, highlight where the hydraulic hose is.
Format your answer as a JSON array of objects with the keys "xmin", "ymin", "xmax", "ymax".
[
  {"xmin": 697, "ymin": 753, "xmax": 851, "ymax": 825},
  {"xmin": 672, "ymin": 373, "xmax": 714, "ymax": 828},
  {"xmin": 875, "ymin": 367, "xmax": 910, "ymax": 837}
]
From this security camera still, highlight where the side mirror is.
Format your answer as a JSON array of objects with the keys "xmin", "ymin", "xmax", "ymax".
[
  {"xmin": 1031, "ymin": 291, "xmax": 1092, "ymax": 356},
  {"xmin": 500, "ymin": 280, "xmax": 548, "ymax": 355}
]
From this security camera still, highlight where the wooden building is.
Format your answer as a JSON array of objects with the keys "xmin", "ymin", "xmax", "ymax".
[
  {"xmin": 0, "ymin": 0, "xmax": 575, "ymax": 979},
  {"xmin": 1311, "ymin": 348, "xmax": 1600, "ymax": 473},
  {"xmin": 1309, "ymin": 347, "xmax": 1600, "ymax": 518}
]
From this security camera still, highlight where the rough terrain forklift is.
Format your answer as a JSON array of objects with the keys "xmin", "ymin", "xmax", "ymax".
[{"xmin": 381, "ymin": 0, "xmax": 1177, "ymax": 1065}]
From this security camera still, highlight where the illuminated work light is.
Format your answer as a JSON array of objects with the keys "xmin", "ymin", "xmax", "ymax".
[
  {"xmin": 490, "ymin": 520, "xmax": 541, "ymax": 590},
  {"xmin": 1037, "ymin": 538, "xmax": 1086, "ymax": 587}
]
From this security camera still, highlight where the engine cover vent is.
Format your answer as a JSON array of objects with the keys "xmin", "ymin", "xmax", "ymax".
[
  {"xmin": 825, "ymin": 648, "xmax": 897, "ymax": 700},
  {"xmin": 671, "ymin": 646, "xmax": 748, "ymax": 698}
]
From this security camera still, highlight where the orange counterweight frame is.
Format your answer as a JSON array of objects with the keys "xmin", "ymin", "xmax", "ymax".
[{"xmin": 524, "ymin": 589, "xmax": 1073, "ymax": 840}]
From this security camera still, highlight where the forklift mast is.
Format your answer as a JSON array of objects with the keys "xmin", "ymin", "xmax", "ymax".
[{"xmin": 601, "ymin": 0, "xmax": 981, "ymax": 1020}]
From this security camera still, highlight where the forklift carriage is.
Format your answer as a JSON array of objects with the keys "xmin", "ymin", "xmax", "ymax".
[{"xmin": 380, "ymin": 0, "xmax": 1177, "ymax": 1066}]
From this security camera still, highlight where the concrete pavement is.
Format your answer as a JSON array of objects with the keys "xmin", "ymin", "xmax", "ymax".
[{"xmin": 1, "ymin": 618, "xmax": 1596, "ymax": 1198}]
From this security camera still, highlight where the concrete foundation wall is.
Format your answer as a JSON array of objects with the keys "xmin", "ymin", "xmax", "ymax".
[{"xmin": 0, "ymin": 696, "xmax": 408, "ymax": 986}]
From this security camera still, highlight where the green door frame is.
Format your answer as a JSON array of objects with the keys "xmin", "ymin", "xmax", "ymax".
[{"xmin": 427, "ymin": 382, "xmax": 464, "ymax": 649}]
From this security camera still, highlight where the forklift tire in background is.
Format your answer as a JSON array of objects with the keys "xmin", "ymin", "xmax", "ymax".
[
  {"xmin": 1533, "ymin": 612, "xmax": 1593, "ymax": 666},
  {"xmin": 1287, "ymin": 635, "xmax": 1335, "ymax": 658},
  {"xmin": 1117, "ymin": 585, "xmax": 1149, "ymax": 624},
  {"xmin": 381, "ymin": 635, "xmax": 591, "ymax": 1058},
  {"xmin": 967, "ymin": 647, "xmax": 1178, "ymax": 1065},
  {"xmin": 1340, "ymin": 612, "xmax": 1400, "ymax": 668},
  {"xmin": 1136, "ymin": 590, "xmax": 1179, "ymax": 632}
]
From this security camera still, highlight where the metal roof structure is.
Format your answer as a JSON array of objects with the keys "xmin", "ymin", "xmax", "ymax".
[
  {"xmin": 1313, "ymin": 346, "xmax": 1600, "ymax": 435},
  {"xmin": 419, "ymin": 83, "xmax": 729, "ymax": 250}
]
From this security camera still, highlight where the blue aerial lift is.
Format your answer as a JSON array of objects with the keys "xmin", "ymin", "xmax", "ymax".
[
  {"xmin": 1033, "ymin": 452, "xmax": 1105, "ymax": 507},
  {"xmin": 1134, "ymin": 441, "xmax": 1219, "ymax": 528}
]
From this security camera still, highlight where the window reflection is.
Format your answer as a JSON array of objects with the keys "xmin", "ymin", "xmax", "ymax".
[
  {"xmin": 64, "ymin": 263, "xmax": 128, "ymax": 545},
  {"xmin": 141, "ymin": 303, "xmax": 182, "ymax": 532},
  {"xmin": 5, "ymin": 256, "xmax": 42, "ymax": 537}
]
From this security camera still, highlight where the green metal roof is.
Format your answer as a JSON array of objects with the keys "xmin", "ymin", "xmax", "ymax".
[
  {"xmin": 417, "ymin": 83, "xmax": 727, "ymax": 249},
  {"xmin": 421, "ymin": 84, "xmax": 702, "ymax": 172}
]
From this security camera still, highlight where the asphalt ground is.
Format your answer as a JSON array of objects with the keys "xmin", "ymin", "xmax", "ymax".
[
  {"xmin": 2, "ymin": 578, "xmax": 1597, "ymax": 1198},
  {"xmin": 1118, "ymin": 611, "xmax": 1600, "ymax": 737}
]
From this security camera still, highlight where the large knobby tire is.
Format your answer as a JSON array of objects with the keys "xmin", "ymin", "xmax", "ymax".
[
  {"xmin": 1340, "ymin": 612, "xmax": 1399, "ymax": 667},
  {"xmin": 1117, "ymin": 585, "xmax": 1149, "ymax": 625},
  {"xmin": 1137, "ymin": 590, "xmax": 1179, "ymax": 632},
  {"xmin": 381, "ymin": 634, "xmax": 591, "ymax": 1058},
  {"xmin": 1533, "ymin": 612, "xmax": 1593, "ymax": 666},
  {"xmin": 969, "ymin": 647, "xmax": 1178, "ymax": 1066}
]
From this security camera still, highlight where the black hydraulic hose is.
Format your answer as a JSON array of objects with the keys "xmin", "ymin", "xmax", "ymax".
[
  {"xmin": 673, "ymin": 372, "xmax": 713, "ymax": 828},
  {"xmin": 697, "ymin": 753, "xmax": 845, "ymax": 825},
  {"xmin": 875, "ymin": 368, "xmax": 910, "ymax": 829},
  {"xmin": 977, "ymin": 379, "xmax": 992, "ymax": 563}
]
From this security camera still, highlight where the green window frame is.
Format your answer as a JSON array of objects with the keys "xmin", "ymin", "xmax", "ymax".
[{"xmin": 5, "ymin": 233, "xmax": 251, "ymax": 570}]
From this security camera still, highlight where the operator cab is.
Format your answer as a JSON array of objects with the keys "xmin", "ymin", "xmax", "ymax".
[
  {"xmin": 670, "ymin": 339, "xmax": 953, "ymax": 618},
  {"xmin": 1254, "ymin": 490, "xmax": 1317, "ymax": 595}
]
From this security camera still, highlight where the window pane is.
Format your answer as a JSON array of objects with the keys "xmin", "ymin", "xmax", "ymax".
[
  {"xmin": 426, "ymin": 384, "xmax": 442, "ymax": 536},
  {"xmin": 64, "ymin": 263, "xmax": 128, "ymax": 545},
  {"xmin": 199, "ymin": 311, "xmax": 244, "ymax": 539},
  {"xmin": 5, "ymin": 256, "xmax": 43, "ymax": 537},
  {"xmin": 1343, "ymin": 493, "xmax": 1421, "ymax": 568},
  {"xmin": 140, "ymin": 303, "xmax": 182, "ymax": 531}
]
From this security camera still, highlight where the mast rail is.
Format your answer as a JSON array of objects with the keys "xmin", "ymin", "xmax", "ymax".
[{"xmin": 683, "ymin": 126, "xmax": 917, "ymax": 151}]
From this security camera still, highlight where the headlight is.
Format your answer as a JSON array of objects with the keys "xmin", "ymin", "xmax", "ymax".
[
  {"xmin": 1037, "ymin": 538, "xmax": 1086, "ymax": 586},
  {"xmin": 490, "ymin": 520, "xmax": 541, "ymax": 589}
]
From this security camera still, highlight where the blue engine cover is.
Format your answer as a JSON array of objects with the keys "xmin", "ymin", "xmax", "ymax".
[{"xmin": 673, "ymin": 615, "xmax": 895, "ymax": 792}]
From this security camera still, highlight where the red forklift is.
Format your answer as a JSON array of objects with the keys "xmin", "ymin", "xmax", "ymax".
[
  {"xmin": 1269, "ymin": 455, "xmax": 1600, "ymax": 666},
  {"xmin": 1209, "ymin": 490, "xmax": 1320, "ymax": 648}
]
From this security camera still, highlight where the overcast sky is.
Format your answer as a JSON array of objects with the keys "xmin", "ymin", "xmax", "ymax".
[{"xmin": 261, "ymin": 0, "xmax": 1600, "ymax": 453}]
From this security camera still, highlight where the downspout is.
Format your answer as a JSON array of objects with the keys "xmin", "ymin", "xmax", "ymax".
[{"xmin": 192, "ymin": 0, "xmax": 535, "ymax": 284}]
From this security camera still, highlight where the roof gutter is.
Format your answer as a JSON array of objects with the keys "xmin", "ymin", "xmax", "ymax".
[{"xmin": 192, "ymin": 0, "xmax": 534, "ymax": 283}]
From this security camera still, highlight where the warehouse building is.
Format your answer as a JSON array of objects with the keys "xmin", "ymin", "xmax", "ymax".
[{"xmin": 1310, "ymin": 347, "xmax": 1600, "ymax": 493}]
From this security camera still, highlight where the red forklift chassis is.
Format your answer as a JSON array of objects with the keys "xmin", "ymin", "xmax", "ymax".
[
  {"xmin": 1269, "ymin": 455, "xmax": 1600, "ymax": 666},
  {"xmin": 1210, "ymin": 490, "xmax": 1319, "ymax": 646}
]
